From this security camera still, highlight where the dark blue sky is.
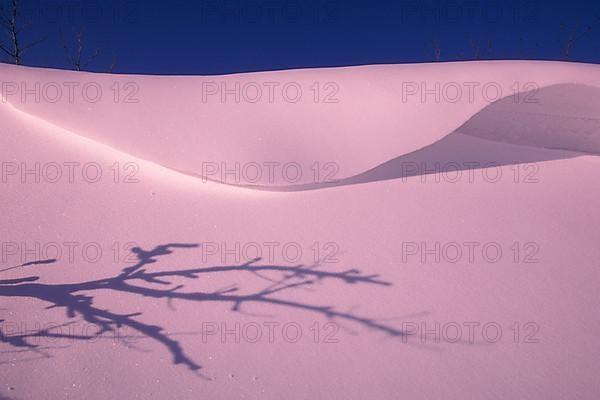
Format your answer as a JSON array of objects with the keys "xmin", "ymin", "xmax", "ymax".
[{"xmin": 2, "ymin": 0, "xmax": 600, "ymax": 74}]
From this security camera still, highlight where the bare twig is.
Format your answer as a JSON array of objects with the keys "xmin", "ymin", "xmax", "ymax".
[
  {"xmin": 559, "ymin": 20, "xmax": 598, "ymax": 59},
  {"xmin": 108, "ymin": 53, "xmax": 117, "ymax": 73},
  {"xmin": 59, "ymin": 25, "xmax": 102, "ymax": 71},
  {"xmin": 0, "ymin": 0, "xmax": 45, "ymax": 64},
  {"xmin": 432, "ymin": 39, "xmax": 441, "ymax": 62}
]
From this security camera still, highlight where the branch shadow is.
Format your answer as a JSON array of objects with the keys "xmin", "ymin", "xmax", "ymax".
[
  {"xmin": 0, "ymin": 243, "xmax": 409, "ymax": 375},
  {"xmin": 0, "ymin": 259, "xmax": 57, "ymax": 274}
]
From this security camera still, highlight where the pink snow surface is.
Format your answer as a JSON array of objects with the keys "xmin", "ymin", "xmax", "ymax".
[{"xmin": 1, "ymin": 61, "xmax": 600, "ymax": 399}]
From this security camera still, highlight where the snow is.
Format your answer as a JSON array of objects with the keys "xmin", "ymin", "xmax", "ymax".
[{"xmin": 1, "ymin": 61, "xmax": 600, "ymax": 399}]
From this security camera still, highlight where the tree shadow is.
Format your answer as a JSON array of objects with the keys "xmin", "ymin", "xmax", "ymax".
[
  {"xmin": 0, "ymin": 243, "xmax": 408, "ymax": 375},
  {"xmin": 0, "ymin": 259, "xmax": 57, "ymax": 274}
]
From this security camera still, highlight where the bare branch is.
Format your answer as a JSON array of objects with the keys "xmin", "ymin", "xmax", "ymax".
[
  {"xmin": 21, "ymin": 34, "xmax": 48, "ymax": 55},
  {"xmin": 108, "ymin": 54, "xmax": 117, "ymax": 73},
  {"xmin": 83, "ymin": 48, "xmax": 101, "ymax": 68},
  {"xmin": 59, "ymin": 27, "xmax": 75, "ymax": 68},
  {"xmin": 0, "ymin": 0, "xmax": 44, "ymax": 64},
  {"xmin": 60, "ymin": 25, "xmax": 102, "ymax": 71},
  {"xmin": 0, "ymin": 43, "xmax": 13, "ymax": 58}
]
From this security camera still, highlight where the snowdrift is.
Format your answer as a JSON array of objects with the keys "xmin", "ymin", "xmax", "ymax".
[{"xmin": 1, "ymin": 61, "xmax": 599, "ymax": 187}]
